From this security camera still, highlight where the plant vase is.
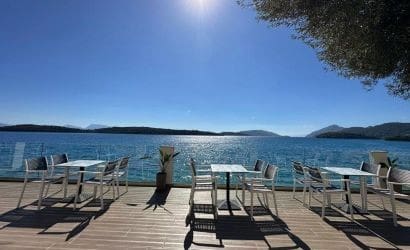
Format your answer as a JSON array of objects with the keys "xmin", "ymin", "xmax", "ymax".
[{"xmin": 156, "ymin": 172, "xmax": 167, "ymax": 192}]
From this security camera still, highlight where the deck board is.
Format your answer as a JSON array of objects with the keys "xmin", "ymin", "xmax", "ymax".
[{"xmin": 0, "ymin": 181, "xmax": 408, "ymax": 249}]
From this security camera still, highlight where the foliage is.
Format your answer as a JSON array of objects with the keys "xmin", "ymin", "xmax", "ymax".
[
  {"xmin": 239, "ymin": 0, "xmax": 410, "ymax": 99},
  {"xmin": 159, "ymin": 150, "xmax": 180, "ymax": 173}
]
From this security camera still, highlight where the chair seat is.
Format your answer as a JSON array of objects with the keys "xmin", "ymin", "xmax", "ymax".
[
  {"xmin": 313, "ymin": 185, "xmax": 345, "ymax": 193},
  {"xmin": 295, "ymin": 177, "xmax": 319, "ymax": 184},
  {"xmin": 31, "ymin": 175, "xmax": 64, "ymax": 183},
  {"xmin": 368, "ymin": 187, "xmax": 410, "ymax": 200},
  {"xmin": 194, "ymin": 184, "xmax": 214, "ymax": 191},
  {"xmin": 85, "ymin": 177, "xmax": 114, "ymax": 185},
  {"xmin": 117, "ymin": 171, "xmax": 126, "ymax": 176}
]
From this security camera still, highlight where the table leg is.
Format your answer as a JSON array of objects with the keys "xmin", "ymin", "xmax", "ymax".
[
  {"xmin": 226, "ymin": 172, "xmax": 231, "ymax": 210},
  {"xmin": 63, "ymin": 167, "xmax": 69, "ymax": 198},
  {"xmin": 78, "ymin": 167, "xmax": 85, "ymax": 195},
  {"xmin": 334, "ymin": 175, "xmax": 363, "ymax": 214},
  {"xmin": 360, "ymin": 176, "xmax": 368, "ymax": 213}
]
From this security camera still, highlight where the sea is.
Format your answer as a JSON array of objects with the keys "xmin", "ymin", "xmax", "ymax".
[{"xmin": 0, "ymin": 131, "xmax": 409, "ymax": 186}]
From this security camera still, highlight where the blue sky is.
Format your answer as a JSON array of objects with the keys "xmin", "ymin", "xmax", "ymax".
[{"xmin": 0, "ymin": 0, "xmax": 408, "ymax": 136}]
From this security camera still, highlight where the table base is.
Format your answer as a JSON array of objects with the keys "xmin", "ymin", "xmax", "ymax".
[
  {"xmin": 217, "ymin": 199, "xmax": 242, "ymax": 210},
  {"xmin": 61, "ymin": 193, "xmax": 94, "ymax": 203}
]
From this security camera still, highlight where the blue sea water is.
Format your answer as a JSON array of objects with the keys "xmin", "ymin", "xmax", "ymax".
[{"xmin": 0, "ymin": 131, "xmax": 409, "ymax": 186}]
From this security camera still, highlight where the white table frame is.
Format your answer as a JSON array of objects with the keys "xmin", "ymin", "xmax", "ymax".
[
  {"xmin": 322, "ymin": 167, "xmax": 375, "ymax": 213},
  {"xmin": 55, "ymin": 160, "xmax": 106, "ymax": 202},
  {"xmin": 211, "ymin": 164, "xmax": 247, "ymax": 212}
]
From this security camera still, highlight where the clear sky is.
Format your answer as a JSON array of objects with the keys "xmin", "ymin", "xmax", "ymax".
[{"xmin": 0, "ymin": 0, "xmax": 409, "ymax": 136}]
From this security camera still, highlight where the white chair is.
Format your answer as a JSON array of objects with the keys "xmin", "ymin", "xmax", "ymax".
[
  {"xmin": 49, "ymin": 154, "xmax": 74, "ymax": 198},
  {"xmin": 292, "ymin": 161, "xmax": 321, "ymax": 206},
  {"xmin": 243, "ymin": 164, "xmax": 279, "ymax": 219},
  {"xmin": 367, "ymin": 167, "xmax": 410, "ymax": 226},
  {"xmin": 188, "ymin": 158, "xmax": 217, "ymax": 218},
  {"xmin": 17, "ymin": 156, "xmax": 65, "ymax": 210},
  {"xmin": 235, "ymin": 159, "xmax": 265, "ymax": 197},
  {"xmin": 307, "ymin": 167, "xmax": 354, "ymax": 220},
  {"xmin": 115, "ymin": 156, "xmax": 130, "ymax": 197},
  {"xmin": 73, "ymin": 159, "xmax": 119, "ymax": 210}
]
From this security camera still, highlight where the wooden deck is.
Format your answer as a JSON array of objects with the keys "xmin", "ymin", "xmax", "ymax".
[{"xmin": 0, "ymin": 181, "xmax": 408, "ymax": 249}]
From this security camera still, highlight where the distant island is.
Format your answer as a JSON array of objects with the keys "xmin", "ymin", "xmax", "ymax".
[
  {"xmin": 313, "ymin": 122, "xmax": 410, "ymax": 141},
  {"xmin": 0, "ymin": 124, "xmax": 281, "ymax": 137}
]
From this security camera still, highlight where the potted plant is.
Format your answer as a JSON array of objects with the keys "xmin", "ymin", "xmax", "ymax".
[{"xmin": 156, "ymin": 150, "xmax": 179, "ymax": 192}]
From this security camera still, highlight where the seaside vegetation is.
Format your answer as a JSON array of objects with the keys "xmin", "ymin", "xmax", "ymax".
[{"xmin": 240, "ymin": 0, "xmax": 410, "ymax": 99}]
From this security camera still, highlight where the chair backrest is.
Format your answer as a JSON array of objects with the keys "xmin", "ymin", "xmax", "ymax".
[
  {"xmin": 387, "ymin": 167, "xmax": 410, "ymax": 186},
  {"xmin": 263, "ymin": 164, "xmax": 278, "ymax": 180},
  {"xmin": 292, "ymin": 161, "xmax": 304, "ymax": 175},
  {"xmin": 119, "ymin": 156, "xmax": 130, "ymax": 170},
  {"xmin": 254, "ymin": 159, "xmax": 265, "ymax": 171},
  {"xmin": 51, "ymin": 154, "xmax": 68, "ymax": 165},
  {"xmin": 104, "ymin": 160, "xmax": 120, "ymax": 176},
  {"xmin": 25, "ymin": 157, "xmax": 48, "ymax": 171},
  {"xmin": 189, "ymin": 158, "xmax": 197, "ymax": 177},
  {"xmin": 360, "ymin": 161, "xmax": 382, "ymax": 186},
  {"xmin": 306, "ymin": 167, "xmax": 323, "ymax": 183}
]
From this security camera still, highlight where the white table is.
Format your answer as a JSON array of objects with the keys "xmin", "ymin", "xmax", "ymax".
[
  {"xmin": 55, "ymin": 160, "xmax": 106, "ymax": 202},
  {"xmin": 211, "ymin": 164, "xmax": 247, "ymax": 211},
  {"xmin": 322, "ymin": 167, "xmax": 375, "ymax": 213}
]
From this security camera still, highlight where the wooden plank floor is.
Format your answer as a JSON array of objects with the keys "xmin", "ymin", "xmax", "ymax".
[{"xmin": 0, "ymin": 182, "xmax": 408, "ymax": 249}]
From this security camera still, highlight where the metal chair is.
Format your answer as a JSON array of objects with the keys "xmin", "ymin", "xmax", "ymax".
[
  {"xmin": 307, "ymin": 167, "xmax": 354, "ymax": 220},
  {"xmin": 188, "ymin": 158, "xmax": 217, "ymax": 218},
  {"xmin": 243, "ymin": 164, "xmax": 279, "ymax": 219},
  {"xmin": 73, "ymin": 159, "xmax": 119, "ymax": 210},
  {"xmin": 17, "ymin": 156, "xmax": 65, "ymax": 210},
  {"xmin": 292, "ymin": 161, "xmax": 319, "ymax": 206},
  {"xmin": 235, "ymin": 159, "xmax": 265, "ymax": 198},
  {"xmin": 115, "ymin": 156, "xmax": 130, "ymax": 197},
  {"xmin": 49, "ymin": 153, "xmax": 73, "ymax": 198},
  {"xmin": 367, "ymin": 167, "xmax": 410, "ymax": 226}
]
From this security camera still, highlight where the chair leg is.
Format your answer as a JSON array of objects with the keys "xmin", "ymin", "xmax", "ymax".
[
  {"xmin": 347, "ymin": 191, "xmax": 354, "ymax": 220},
  {"xmin": 17, "ymin": 175, "xmax": 28, "ymax": 208},
  {"xmin": 380, "ymin": 196, "xmax": 386, "ymax": 210},
  {"xmin": 73, "ymin": 176, "xmax": 82, "ymax": 211},
  {"xmin": 390, "ymin": 194, "xmax": 398, "ymax": 227},
  {"xmin": 44, "ymin": 182, "xmax": 52, "ymax": 198},
  {"xmin": 125, "ymin": 169, "xmax": 129, "ymax": 192},
  {"xmin": 321, "ymin": 192, "xmax": 326, "ymax": 219},
  {"xmin": 93, "ymin": 185, "xmax": 97, "ymax": 199},
  {"xmin": 250, "ymin": 190, "xmax": 254, "ymax": 220},
  {"xmin": 189, "ymin": 187, "xmax": 194, "ymax": 205},
  {"xmin": 116, "ymin": 177, "xmax": 120, "ymax": 199},
  {"xmin": 265, "ymin": 193, "xmax": 269, "ymax": 209},
  {"xmin": 100, "ymin": 183, "xmax": 104, "ymax": 210},
  {"xmin": 37, "ymin": 182, "xmax": 46, "ymax": 210},
  {"xmin": 292, "ymin": 179, "xmax": 296, "ymax": 199},
  {"xmin": 272, "ymin": 191, "xmax": 278, "ymax": 216},
  {"xmin": 242, "ymin": 185, "xmax": 245, "ymax": 205},
  {"xmin": 308, "ymin": 187, "xmax": 312, "ymax": 208},
  {"xmin": 327, "ymin": 193, "xmax": 332, "ymax": 207},
  {"xmin": 112, "ymin": 182, "xmax": 116, "ymax": 200},
  {"xmin": 302, "ymin": 183, "xmax": 307, "ymax": 206}
]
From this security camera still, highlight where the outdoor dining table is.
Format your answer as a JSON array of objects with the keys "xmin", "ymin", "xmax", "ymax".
[
  {"xmin": 322, "ymin": 167, "xmax": 375, "ymax": 213},
  {"xmin": 54, "ymin": 160, "xmax": 106, "ymax": 202},
  {"xmin": 211, "ymin": 164, "xmax": 247, "ymax": 211}
]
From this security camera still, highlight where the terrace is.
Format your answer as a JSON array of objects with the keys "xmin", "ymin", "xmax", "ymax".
[{"xmin": 0, "ymin": 182, "xmax": 408, "ymax": 250}]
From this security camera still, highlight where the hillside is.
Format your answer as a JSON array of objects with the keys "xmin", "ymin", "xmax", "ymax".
[
  {"xmin": 0, "ymin": 124, "xmax": 84, "ymax": 133},
  {"xmin": 316, "ymin": 122, "xmax": 410, "ymax": 140},
  {"xmin": 306, "ymin": 125, "xmax": 344, "ymax": 137},
  {"xmin": 94, "ymin": 126, "xmax": 217, "ymax": 136},
  {"xmin": 239, "ymin": 130, "xmax": 281, "ymax": 136}
]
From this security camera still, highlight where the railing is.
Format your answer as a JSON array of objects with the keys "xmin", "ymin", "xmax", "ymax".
[{"xmin": 0, "ymin": 141, "xmax": 409, "ymax": 186}]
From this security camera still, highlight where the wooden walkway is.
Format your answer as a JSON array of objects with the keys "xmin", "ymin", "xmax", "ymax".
[{"xmin": 0, "ymin": 181, "xmax": 408, "ymax": 249}]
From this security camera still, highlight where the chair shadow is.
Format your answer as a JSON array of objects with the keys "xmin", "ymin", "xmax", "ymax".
[
  {"xmin": 143, "ymin": 186, "xmax": 172, "ymax": 213},
  {"xmin": 0, "ymin": 197, "xmax": 113, "ymax": 241},
  {"xmin": 309, "ymin": 206, "xmax": 408, "ymax": 249},
  {"xmin": 184, "ymin": 204, "xmax": 310, "ymax": 250}
]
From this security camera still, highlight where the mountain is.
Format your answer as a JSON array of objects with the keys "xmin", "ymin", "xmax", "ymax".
[
  {"xmin": 93, "ymin": 126, "xmax": 217, "ymax": 136},
  {"xmin": 306, "ymin": 125, "xmax": 344, "ymax": 137},
  {"xmin": 0, "ymin": 124, "xmax": 84, "ymax": 133},
  {"xmin": 239, "ymin": 130, "xmax": 281, "ymax": 137},
  {"xmin": 64, "ymin": 124, "xmax": 82, "ymax": 129},
  {"xmin": 86, "ymin": 124, "xmax": 108, "ymax": 130},
  {"xmin": 316, "ymin": 122, "xmax": 410, "ymax": 140},
  {"xmin": 0, "ymin": 123, "xmax": 8, "ymax": 127}
]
